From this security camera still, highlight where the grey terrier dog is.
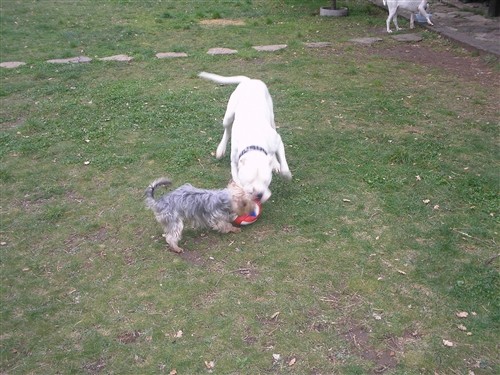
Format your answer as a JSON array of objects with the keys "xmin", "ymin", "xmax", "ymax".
[{"xmin": 145, "ymin": 177, "xmax": 255, "ymax": 253}]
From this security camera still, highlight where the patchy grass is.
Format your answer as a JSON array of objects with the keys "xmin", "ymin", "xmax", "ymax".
[{"xmin": 1, "ymin": 0, "xmax": 499, "ymax": 374}]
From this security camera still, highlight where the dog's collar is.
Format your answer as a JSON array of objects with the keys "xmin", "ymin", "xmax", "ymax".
[{"xmin": 238, "ymin": 145, "xmax": 268, "ymax": 160}]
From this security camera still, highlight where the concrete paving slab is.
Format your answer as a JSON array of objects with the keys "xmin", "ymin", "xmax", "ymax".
[
  {"xmin": 252, "ymin": 44, "xmax": 287, "ymax": 52},
  {"xmin": 207, "ymin": 47, "xmax": 238, "ymax": 55},
  {"xmin": 46, "ymin": 56, "xmax": 92, "ymax": 64},
  {"xmin": 304, "ymin": 42, "xmax": 332, "ymax": 48},
  {"xmin": 156, "ymin": 52, "xmax": 188, "ymax": 58},
  {"xmin": 98, "ymin": 54, "xmax": 133, "ymax": 62},
  {"xmin": 0, "ymin": 61, "xmax": 26, "ymax": 68},
  {"xmin": 350, "ymin": 37, "xmax": 383, "ymax": 45},
  {"xmin": 391, "ymin": 33, "xmax": 423, "ymax": 42}
]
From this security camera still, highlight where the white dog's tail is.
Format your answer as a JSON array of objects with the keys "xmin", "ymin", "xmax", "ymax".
[
  {"xmin": 145, "ymin": 177, "xmax": 172, "ymax": 209},
  {"xmin": 198, "ymin": 71, "xmax": 251, "ymax": 85}
]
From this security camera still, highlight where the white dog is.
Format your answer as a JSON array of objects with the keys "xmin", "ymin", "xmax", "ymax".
[
  {"xmin": 199, "ymin": 72, "xmax": 292, "ymax": 203},
  {"xmin": 383, "ymin": 0, "xmax": 433, "ymax": 33}
]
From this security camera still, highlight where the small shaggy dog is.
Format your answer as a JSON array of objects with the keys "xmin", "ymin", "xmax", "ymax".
[{"xmin": 145, "ymin": 177, "xmax": 255, "ymax": 253}]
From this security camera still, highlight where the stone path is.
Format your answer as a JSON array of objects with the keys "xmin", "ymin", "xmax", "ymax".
[
  {"xmin": 2, "ymin": 0, "xmax": 499, "ymax": 69},
  {"xmin": 0, "ymin": 37, "xmax": 430, "ymax": 69}
]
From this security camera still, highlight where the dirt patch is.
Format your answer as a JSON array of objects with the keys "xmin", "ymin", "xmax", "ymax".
[
  {"xmin": 117, "ymin": 330, "xmax": 141, "ymax": 344},
  {"xmin": 199, "ymin": 19, "xmax": 245, "ymax": 26},
  {"xmin": 179, "ymin": 249, "xmax": 206, "ymax": 266},
  {"xmin": 82, "ymin": 357, "xmax": 106, "ymax": 374},
  {"xmin": 379, "ymin": 43, "xmax": 499, "ymax": 88},
  {"xmin": 344, "ymin": 325, "xmax": 397, "ymax": 374}
]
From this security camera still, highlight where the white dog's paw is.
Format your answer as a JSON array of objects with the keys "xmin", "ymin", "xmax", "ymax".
[
  {"xmin": 281, "ymin": 169, "xmax": 292, "ymax": 180},
  {"xmin": 271, "ymin": 157, "xmax": 281, "ymax": 173},
  {"xmin": 215, "ymin": 145, "xmax": 226, "ymax": 159}
]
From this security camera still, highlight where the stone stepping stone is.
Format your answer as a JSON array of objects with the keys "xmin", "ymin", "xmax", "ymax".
[
  {"xmin": 349, "ymin": 37, "xmax": 383, "ymax": 45},
  {"xmin": 98, "ymin": 54, "xmax": 133, "ymax": 62},
  {"xmin": 304, "ymin": 42, "xmax": 332, "ymax": 48},
  {"xmin": 391, "ymin": 33, "xmax": 423, "ymax": 42},
  {"xmin": 156, "ymin": 52, "xmax": 188, "ymax": 59},
  {"xmin": 253, "ymin": 44, "xmax": 287, "ymax": 52},
  {"xmin": 0, "ymin": 61, "xmax": 26, "ymax": 69},
  {"xmin": 207, "ymin": 47, "xmax": 238, "ymax": 55},
  {"xmin": 47, "ymin": 56, "xmax": 92, "ymax": 64},
  {"xmin": 199, "ymin": 19, "xmax": 245, "ymax": 26}
]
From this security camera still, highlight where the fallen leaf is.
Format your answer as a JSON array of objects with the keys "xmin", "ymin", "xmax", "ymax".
[
  {"xmin": 270, "ymin": 311, "xmax": 280, "ymax": 320},
  {"xmin": 342, "ymin": 198, "xmax": 351, "ymax": 202},
  {"xmin": 289, "ymin": 357, "xmax": 297, "ymax": 366},
  {"xmin": 433, "ymin": 205, "xmax": 440, "ymax": 210},
  {"xmin": 416, "ymin": 175, "xmax": 422, "ymax": 181},
  {"xmin": 397, "ymin": 270, "xmax": 407, "ymax": 275},
  {"xmin": 272, "ymin": 353, "xmax": 281, "ymax": 362},
  {"xmin": 423, "ymin": 199, "xmax": 430, "ymax": 204},
  {"xmin": 84, "ymin": 161, "xmax": 90, "ymax": 165},
  {"xmin": 175, "ymin": 330, "xmax": 183, "ymax": 338},
  {"xmin": 442, "ymin": 339, "xmax": 454, "ymax": 347},
  {"xmin": 457, "ymin": 324, "xmax": 467, "ymax": 331},
  {"xmin": 169, "ymin": 370, "xmax": 177, "ymax": 375},
  {"xmin": 372, "ymin": 312, "xmax": 382, "ymax": 320},
  {"xmin": 456, "ymin": 311, "xmax": 469, "ymax": 318}
]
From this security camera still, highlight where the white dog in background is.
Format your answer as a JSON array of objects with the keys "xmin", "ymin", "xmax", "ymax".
[
  {"xmin": 383, "ymin": 0, "xmax": 433, "ymax": 33},
  {"xmin": 199, "ymin": 72, "xmax": 292, "ymax": 203}
]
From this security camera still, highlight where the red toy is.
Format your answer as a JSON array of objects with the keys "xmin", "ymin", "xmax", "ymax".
[{"xmin": 233, "ymin": 200, "xmax": 262, "ymax": 226}]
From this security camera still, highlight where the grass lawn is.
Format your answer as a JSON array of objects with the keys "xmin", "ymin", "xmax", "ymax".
[{"xmin": 1, "ymin": 0, "xmax": 498, "ymax": 374}]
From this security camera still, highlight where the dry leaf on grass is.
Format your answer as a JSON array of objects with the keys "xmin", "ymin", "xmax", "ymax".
[
  {"xmin": 289, "ymin": 357, "xmax": 297, "ymax": 366},
  {"xmin": 456, "ymin": 311, "xmax": 469, "ymax": 318},
  {"xmin": 204, "ymin": 360, "xmax": 215, "ymax": 369},
  {"xmin": 442, "ymin": 339, "xmax": 454, "ymax": 347},
  {"xmin": 457, "ymin": 324, "xmax": 467, "ymax": 331}
]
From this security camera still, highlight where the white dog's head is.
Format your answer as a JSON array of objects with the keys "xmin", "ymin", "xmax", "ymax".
[{"xmin": 237, "ymin": 152, "xmax": 273, "ymax": 202}]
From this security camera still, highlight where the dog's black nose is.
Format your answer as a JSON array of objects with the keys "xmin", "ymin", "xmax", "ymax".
[{"xmin": 256, "ymin": 193, "xmax": 263, "ymax": 200}]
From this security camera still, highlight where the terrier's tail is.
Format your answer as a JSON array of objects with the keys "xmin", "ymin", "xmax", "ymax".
[
  {"xmin": 145, "ymin": 177, "xmax": 172, "ymax": 209},
  {"xmin": 198, "ymin": 71, "xmax": 251, "ymax": 85}
]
